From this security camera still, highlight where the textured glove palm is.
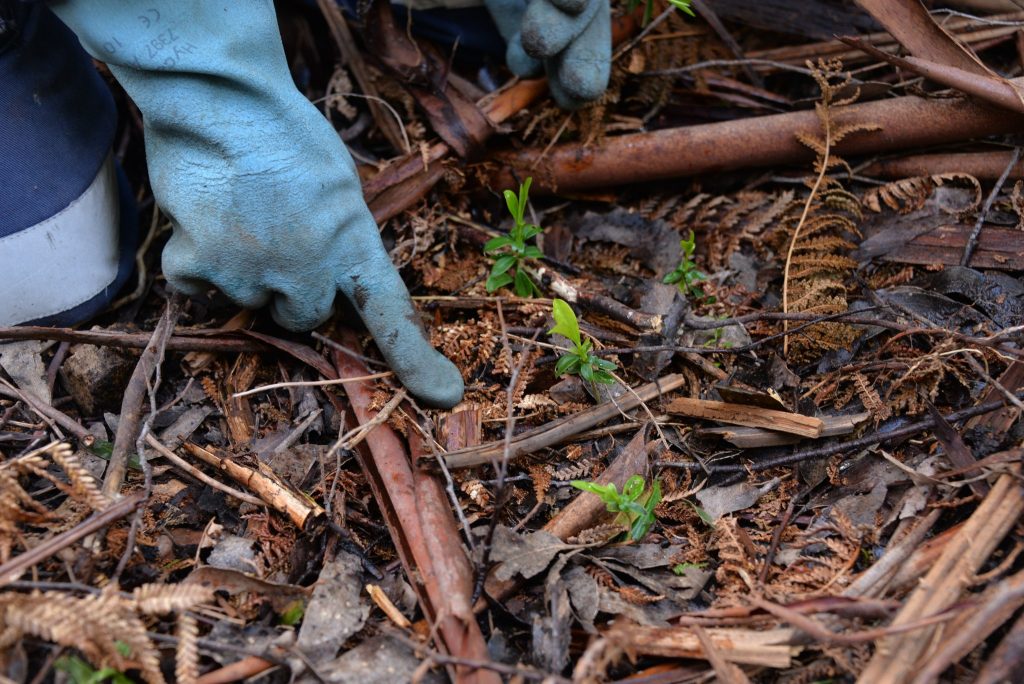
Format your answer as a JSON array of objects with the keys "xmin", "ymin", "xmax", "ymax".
[
  {"xmin": 485, "ymin": 0, "xmax": 611, "ymax": 109},
  {"xmin": 48, "ymin": 0, "xmax": 464, "ymax": 408}
]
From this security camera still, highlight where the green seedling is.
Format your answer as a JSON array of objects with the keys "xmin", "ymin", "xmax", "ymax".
[
  {"xmin": 663, "ymin": 230, "xmax": 710, "ymax": 302},
  {"xmin": 570, "ymin": 475, "xmax": 662, "ymax": 541},
  {"xmin": 703, "ymin": 325, "xmax": 733, "ymax": 350},
  {"xmin": 672, "ymin": 561, "xmax": 708, "ymax": 575},
  {"xmin": 485, "ymin": 177, "xmax": 543, "ymax": 297},
  {"xmin": 55, "ymin": 655, "xmax": 133, "ymax": 684},
  {"xmin": 549, "ymin": 299, "xmax": 617, "ymax": 384},
  {"xmin": 628, "ymin": 0, "xmax": 694, "ymax": 25}
]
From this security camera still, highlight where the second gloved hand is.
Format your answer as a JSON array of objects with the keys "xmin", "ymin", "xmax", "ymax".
[
  {"xmin": 485, "ymin": 0, "xmax": 611, "ymax": 109},
  {"xmin": 48, "ymin": 0, "xmax": 464, "ymax": 408}
]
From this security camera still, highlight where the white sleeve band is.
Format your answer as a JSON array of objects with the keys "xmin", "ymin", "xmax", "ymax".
[{"xmin": 0, "ymin": 152, "xmax": 122, "ymax": 325}]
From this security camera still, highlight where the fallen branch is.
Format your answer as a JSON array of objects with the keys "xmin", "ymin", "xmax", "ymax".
[
  {"xmin": 605, "ymin": 620, "xmax": 799, "ymax": 668},
  {"xmin": 331, "ymin": 331, "xmax": 499, "ymax": 684},
  {"xmin": 182, "ymin": 443, "xmax": 326, "ymax": 532},
  {"xmin": 491, "ymin": 86, "xmax": 1024, "ymax": 194},
  {"xmin": 657, "ymin": 393, "xmax": 1024, "ymax": 473},
  {"xmin": 439, "ymin": 374, "xmax": 687, "ymax": 469},
  {"xmin": 0, "ymin": 326, "xmax": 263, "ymax": 353}
]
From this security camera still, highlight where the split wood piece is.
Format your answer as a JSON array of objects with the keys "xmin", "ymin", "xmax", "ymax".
[
  {"xmin": 700, "ymin": 412, "xmax": 869, "ymax": 448},
  {"xmin": 331, "ymin": 334, "xmax": 499, "ymax": 684},
  {"xmin": 604, "ymin": 620, "xmax": 799, "ymax": 669},
  {"xmin": 440, "ymin": 374, "xmax": 687, "ymax": 470},
  {"xmin": 861, "ymin": 151, "xmax": 1024, "ymax": 181},
  {"xmin": 491, "ymin": 84, "xmax": 1024, "ymax": 194},
  {"xmin": 481, "ymin": 427, "xmax": 651, "ymax": 605},
  {"xmin": 361, "ymin": 13, "xmax": 638, "ymax": 223},
  {"xmin": 0, "ymin": 490, "xmax": 146, "ymax": 587},
  {"xmin": 104, "ymin": 294, "xmax": 182, "ymax": 498},
  {"xmin": 0, "ymin": 326, "xmax": 264, "ymax": 354},
  {"xmin": 746, "ymin": 10, "xmax": 1024, "ymax": 66},
  {"xmin": 975, "ymin": 608, "xmax": 1024, "ymax": 684},
  {"xmin": 856, "ymin": 469, "xmax": 1024, "ymax": 683},
  {"xmin": 910, "ymin": 567, "xmax": 1024, "ymax": 684},
  {"xmin": 875, "ymin": 223, "xmax": 1024, "ymax": 271},
  {"xmin": 182, "ymin": 443, "xmax": 327, "ymax": 533},
  {"xmin": 665, "ymin": 397, "xmax": 823, "ymax": 438}
]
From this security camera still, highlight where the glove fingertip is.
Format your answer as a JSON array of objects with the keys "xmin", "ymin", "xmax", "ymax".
[{"xmin": 507, "ymin": 37, "xmax": 544, "ymax": 78}]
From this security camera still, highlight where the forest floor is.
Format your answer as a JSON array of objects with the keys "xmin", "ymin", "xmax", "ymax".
[{"xmin": 3, "ymin": 1, "xmax": 1024, "ymax": 682}]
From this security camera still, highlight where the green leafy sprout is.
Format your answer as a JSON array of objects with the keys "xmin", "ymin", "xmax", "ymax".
[
  {"xmin": 628, "ymin": 0, "xmax": 694, "ymax": 26},
  {"xmin": 570, "ymin": 475, "xmax": 662, "ymax": 541},
  {"xmin": 485, "ymin": 177, "xmax": 543, "ymax": 297},
  {"xmin": 662, "ymin": 230, "xmax": 710, "ymax": 302},
  {"xmin": 549, "ymin": 299, "xmax": 617, "ymax": 384},
  {"xmin": 56, "ymin": 654, "xmax": 132, "ymax": 684}
]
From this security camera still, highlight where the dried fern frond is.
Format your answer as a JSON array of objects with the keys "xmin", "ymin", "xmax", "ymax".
[
  {"xmin": 777, "ymin": 60, "xmax": 876, "ymax": 362},
  {"xmin": 0, "ymin": 583, "xmax": 213, "ymax": 684},
  {"xmin": 0, "ymin": 442, "xmax": 112, "ymax": 562},
  {"xmin": 862, "ymin": 173, "xmax": 981, "ymax": 215},
  {"xmin": 175, "ymin": 614, "xmax": 199, "ymax": 684}
]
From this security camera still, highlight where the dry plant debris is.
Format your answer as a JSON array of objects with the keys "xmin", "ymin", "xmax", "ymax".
[{"xmin": 2, "ymin": 1, "xmax": 1024, "ymax": 682}]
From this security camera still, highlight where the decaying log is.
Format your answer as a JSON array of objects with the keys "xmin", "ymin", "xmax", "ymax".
[{"xmin": 492, "ymin": 88, "xmax": 1024, "ymax": 194}]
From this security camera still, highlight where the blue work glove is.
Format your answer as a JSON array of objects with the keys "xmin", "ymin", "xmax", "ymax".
[
  {"xmin": 47, "ymin": 0, "xmax": 464, "ymax": 408},
  {"xmin": 484, "ymin": 0, "xmax": 611, "ymax": 109}
]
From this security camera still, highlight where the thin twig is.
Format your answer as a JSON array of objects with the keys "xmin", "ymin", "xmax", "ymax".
[
  {"xmin": 144, "ymin": 434, "xmax": 264, "ymax": 506},
  {"xmin": 232, "ymin": 372, "xmax": 393, "ymax": 399},
  {"xmin": 103, "ymin": 294, "xmax": 183, "ymax": 498},
  {"xmin": 962, "ymin": 146, "xmax": 1021, "ymax": 266}
]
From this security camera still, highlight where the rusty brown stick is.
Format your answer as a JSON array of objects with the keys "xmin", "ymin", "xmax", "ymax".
[
  {"xmin": 860, "ymin": 150, "xmax": 1024, "ymax": 180},
  {"xmin": 0, "ymin": 326, "xmax": 263, "ymax": 353},
  {"xmin": 492, "ymin": 89, "xmax": 1024, "ymax": 193}
]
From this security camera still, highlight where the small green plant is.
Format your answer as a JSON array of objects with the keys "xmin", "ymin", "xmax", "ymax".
[
  {"xmin": 484, "ymin": 177, "xmax": 543, "ymax": 297},
  {"xmin": 55, "ymin": 655, "xmax": 133, "ymax": 684},
  {"xmin": 571, "ymin": 475, "xmax": 662, "ymax": 541},
  {"xmin": 279, "ymin": 599, "xmax": 306, "ymax": 626},
  {"xmin": 703, "ymin": 325, "xmax": 733, "ymax": 350},
  {"xmin": 672, "ymin": 561, "xmax": 708, "ymax": 575},
  {"xmin": 549, "ymin": 299, "xmax": 617, "ymax": 384},
  {"xmin": 628, "ymin": 0, "xmax": 694, "ymax": 25},
  {"xmin": 662, "ymin": 230, "xmax": 710, "ymax": 302}
]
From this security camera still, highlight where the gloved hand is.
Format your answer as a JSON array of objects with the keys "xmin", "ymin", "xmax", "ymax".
[
  {"xmin": 484, "ymin": 0, "xmax": 611, "ymax": 109},
  {"xmin": 48, "ymin": 0, "xmax": 464, "ymax": 408}
]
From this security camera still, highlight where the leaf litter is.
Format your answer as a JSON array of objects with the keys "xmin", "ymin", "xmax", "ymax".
[{"xmin": 1, "ymin": 2, "xmax": 1024, "ymax": 682}]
